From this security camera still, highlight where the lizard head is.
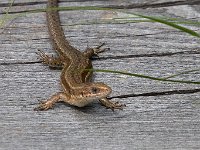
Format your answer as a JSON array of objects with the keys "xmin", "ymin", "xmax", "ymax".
[
  {"xmin": 79, "ymin": 82, "xmax": 112, "ymax": 100},
  {"xmin": 69, "ymin": 82, "xmax": 112, "ymax": 107}
]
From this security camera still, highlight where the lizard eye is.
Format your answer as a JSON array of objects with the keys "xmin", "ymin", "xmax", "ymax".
[{"xmin": 91, "ymin": 87, "xmax": 99, "ymax": 94}]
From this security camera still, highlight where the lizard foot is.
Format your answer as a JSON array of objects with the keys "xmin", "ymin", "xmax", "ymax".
[
  {"xmin": 99, "ymin": 98, "xmax": 126, "ymax": 111},
  {"xmin": 36, "ymin": 50, "xmax": 63, "ymax": 68},
  {"xmin": 83, "ymin": 43, "xmax": 110, "ymax": 58},
  {"xmin": 34, "ymin": 100, "xmax": 54, "ymax": 111},
  {"xmin": 93, "ymin": 43, "xmax": 110, "ymax": 55},
  {"xmin": 36, "ymin": 49, "xmax": 52, "ymax": 63}
]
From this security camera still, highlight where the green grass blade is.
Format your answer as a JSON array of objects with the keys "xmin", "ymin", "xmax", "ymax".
[
  {"xmin": 87, "ymin": 69, "xmax": 200, "ymax": 85},
  {"xmin": 128, "ymin": 13, "xmax": 200, "ymax": 38},
  {"xmin": 164, "ymin": 69, "xmax": 200, "ymax": 79},
  {"xmin": 0, "ymin": 0, "xmax": 15, "ymax": 28}
]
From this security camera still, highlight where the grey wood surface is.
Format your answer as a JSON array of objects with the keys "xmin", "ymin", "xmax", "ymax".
[{"xmin": 0, "ymin": 0, "xmax": 200, "ymax": 150}]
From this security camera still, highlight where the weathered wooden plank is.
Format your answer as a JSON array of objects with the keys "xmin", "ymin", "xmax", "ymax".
[{"xmin": 0, "ymin": 0, "xmax": 199, "ymax": 149}]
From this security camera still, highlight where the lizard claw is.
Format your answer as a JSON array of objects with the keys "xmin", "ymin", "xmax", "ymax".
[
  {"xmin": 110, "ymin": 102, "xmax": 126, "ymax": 111},
  {"xmin": 36, "ymin": 49, "xmax": 63, "ymax": 68},
  {"xmin": 34, "ymin": 100, "xmax": 54, "ymax": 111},
  {"xmin": 36, "ymin": 49, "xmax": 52, "ymax": 64},
  {"xmin": 93, "ymin": 43, "xmax": 110, "ymax": 56}
]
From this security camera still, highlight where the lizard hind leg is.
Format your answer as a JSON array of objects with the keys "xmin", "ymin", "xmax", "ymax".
[
  {"xmin": 83, "ymin": 43, "xmax": 110, "ymax": 58},
  {"xmin": 36, "ymin": 50, "xmax": 63, "ymax": 68}
]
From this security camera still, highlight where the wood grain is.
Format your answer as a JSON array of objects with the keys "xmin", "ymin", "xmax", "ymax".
[{"xmin": 0, "ymin": 0, "xmax": 199, "ymax": 149}]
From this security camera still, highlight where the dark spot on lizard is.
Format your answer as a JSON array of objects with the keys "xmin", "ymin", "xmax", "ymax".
[{"xmin": 91, "ymin": 87, "xmax": 99, "ymax": 94}]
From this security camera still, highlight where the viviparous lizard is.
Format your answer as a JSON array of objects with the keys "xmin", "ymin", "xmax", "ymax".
[{"xmin": 34, "ymin": 0, "xmax": 125, "ymax": 111}]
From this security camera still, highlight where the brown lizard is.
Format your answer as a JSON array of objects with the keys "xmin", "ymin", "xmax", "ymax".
[{"xmin": 34, "ymin": 0, "xmax": 125, "ymax": 111}]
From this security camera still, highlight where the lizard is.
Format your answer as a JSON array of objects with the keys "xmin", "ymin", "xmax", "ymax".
[{"xmin": 34, "ymin": 0, "xmax": 125, "ymax": 111}]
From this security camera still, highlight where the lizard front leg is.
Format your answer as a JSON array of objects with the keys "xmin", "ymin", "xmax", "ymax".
[
  {"xmin": 99, "ymin": 98, "xmax": 126, "ymax": 111},
  {"xmin": 34, "ymin": 92, "xmax": 71, "ymax": 111},
  {"xmin": 37, "ymin": 50, "xmax": 64, "ymax": 68}
]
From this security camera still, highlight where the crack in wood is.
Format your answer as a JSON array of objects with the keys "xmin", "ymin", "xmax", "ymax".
[
  {"xmin": 0, "ymin": 61, "xmax": 41, "ymax": 65},
  {"xmin": 0, "ymin": 50, "xmax": 199, "ymax": 65},
  {"xmin": 104, "ymin": 0, "xmax": 200, "ymax": 9},
  {"xmin": 93, "ymin": 50, "xmax": 200, "ymax": 60},
  {"xmin": 109, "ymin": 88, "xmax": 200, "ymax": 99}
]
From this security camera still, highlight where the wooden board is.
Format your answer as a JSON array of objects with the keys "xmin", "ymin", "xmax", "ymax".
[{"xmin": 0, "ymin": 0, "xmax": 200, "ymax": 149}]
